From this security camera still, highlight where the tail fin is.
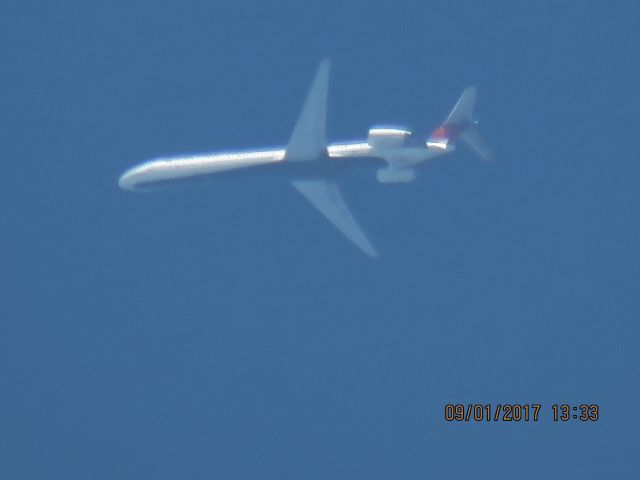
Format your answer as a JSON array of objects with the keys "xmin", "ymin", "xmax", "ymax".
[{"xmin": 427, "ymin": 86, "xmax": 491, "ymax": 161}]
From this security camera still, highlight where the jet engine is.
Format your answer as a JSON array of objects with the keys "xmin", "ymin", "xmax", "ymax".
[
  {"xmin": 367, "ymin": 127, "xmax": 412, "ymax": 149},
  {"xmin": 376, "ymin": 167, "xmax": 416, "ymax": 184}
]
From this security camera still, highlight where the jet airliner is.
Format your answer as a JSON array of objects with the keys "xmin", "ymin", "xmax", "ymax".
[{"xmin": 119, "ymin": 60, "xmax": 490, "ymax": 257}]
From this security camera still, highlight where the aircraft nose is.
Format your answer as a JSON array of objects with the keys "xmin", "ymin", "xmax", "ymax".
[{"xmin": 118, "ymin": 168, "xmax": 139, "ymax": 191}]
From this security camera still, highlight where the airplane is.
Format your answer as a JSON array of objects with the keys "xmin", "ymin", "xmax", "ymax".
[{"xmin": 118, "ymin": 59, "xmax": 490, "ymax": 258}]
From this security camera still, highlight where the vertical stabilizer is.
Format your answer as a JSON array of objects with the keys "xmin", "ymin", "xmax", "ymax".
[{"xmin": 427, "ymin": 86, "xmax": 491, "ymax": 160}]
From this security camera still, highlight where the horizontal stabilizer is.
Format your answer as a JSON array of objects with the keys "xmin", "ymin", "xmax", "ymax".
[
  {"xmin": 429, "ymin": 86, "xmax": 491, "ymax": 161},
  {"xmin": 460, "ymin": 125, "xmax": 491, "ymax": 161},
  {"xmin": 445, "ymin": 86, "xmax": 476, "ymax": 126}
]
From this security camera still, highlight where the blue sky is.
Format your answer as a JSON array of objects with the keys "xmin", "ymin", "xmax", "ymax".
[{"xmin": 1, "ymin": 1, "xmax": 639, "ymax": 478}]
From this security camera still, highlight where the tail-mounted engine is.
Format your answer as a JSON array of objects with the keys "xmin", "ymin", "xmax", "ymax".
[{"xmin": 368, "ymin": 127, "xmax": 412, "ymax": 149}]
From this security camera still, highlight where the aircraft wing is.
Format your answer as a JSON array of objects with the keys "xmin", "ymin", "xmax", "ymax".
[
  {"xmin": 286, "ymin": 60, "xmax": 377, "ymax": 257},
  {"xmin": 292, "ymin": 180, "xmax": 378, "ymax": 258},
  {"xmin": 286, "ymin": 59, "xmax": 331, "ymax": 162}
]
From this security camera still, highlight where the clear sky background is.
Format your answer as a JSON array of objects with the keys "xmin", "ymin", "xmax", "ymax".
[{"xmin": 1, "ymin": 1, "xmax": 639, "ymax": 478}]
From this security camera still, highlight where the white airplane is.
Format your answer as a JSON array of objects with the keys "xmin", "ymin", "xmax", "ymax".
[{"xmin": 119, "ymin": 59, "xmax": 490, "ymax": 257}]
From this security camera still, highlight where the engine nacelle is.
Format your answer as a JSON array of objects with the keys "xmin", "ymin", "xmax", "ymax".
[
  {"xmin": 368, "ymin": 127, "xmax": 412, "ymax": 149},
  {"xmin": 376, "ymin": 167, "xmax": 416, "ymax": 184}
]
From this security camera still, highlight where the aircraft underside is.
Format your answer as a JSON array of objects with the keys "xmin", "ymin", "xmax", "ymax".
[{"xmin": 119, "ymin": 59, "xmax": 489, "ymax": 257}]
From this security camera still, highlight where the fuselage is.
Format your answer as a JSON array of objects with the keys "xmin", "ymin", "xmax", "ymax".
[
  {"xmin": 118, "ymin": 137, "xmax": 449, "ymax": 191},
  {"xmin": 117, "ymin": 58, "xmax": 487, "ymax": 258}
]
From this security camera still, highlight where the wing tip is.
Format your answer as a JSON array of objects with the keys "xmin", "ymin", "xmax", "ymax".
[{"xmin": 363, "ymin": 244, "xmax": 380, "ymax": 259}]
